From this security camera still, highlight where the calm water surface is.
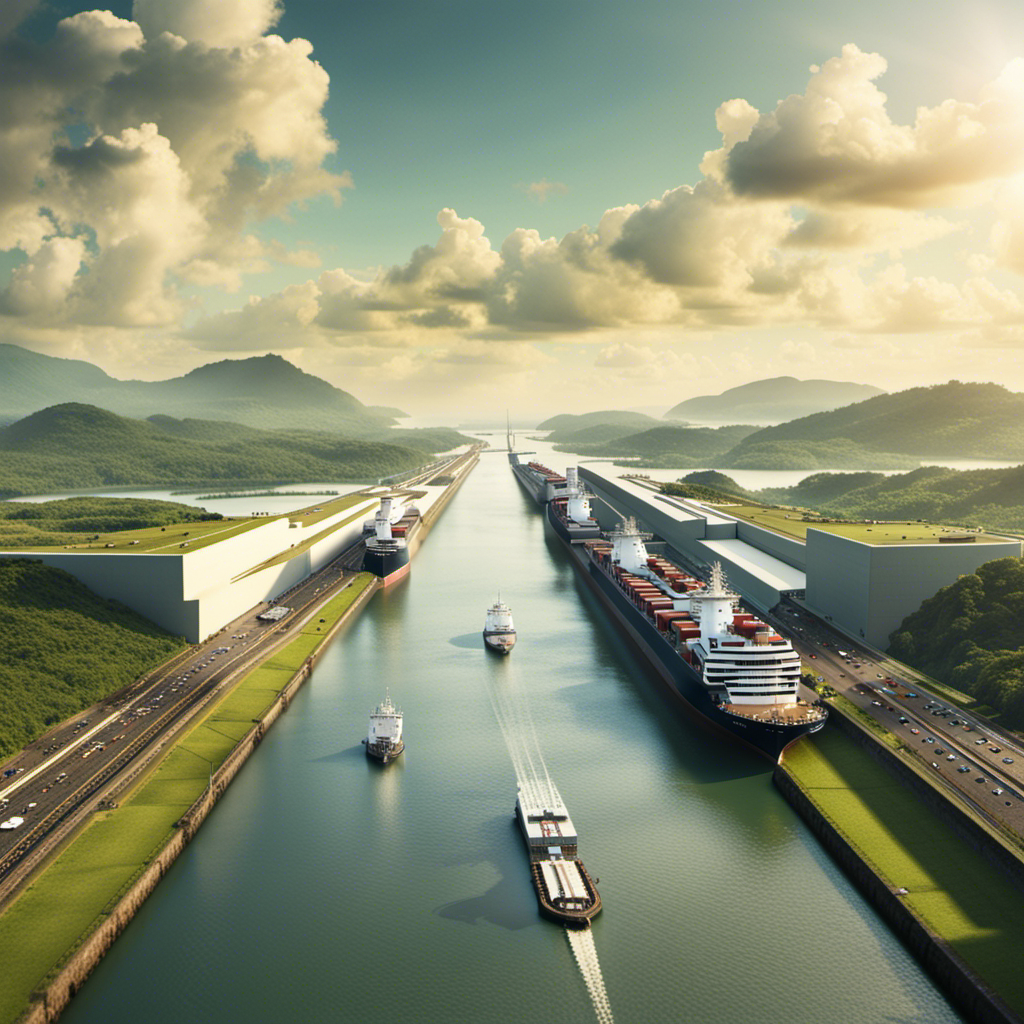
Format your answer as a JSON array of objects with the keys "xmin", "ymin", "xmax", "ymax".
[{"xmin": 61, "ymin": 440, "xmax": 963, "ymax": 1024}]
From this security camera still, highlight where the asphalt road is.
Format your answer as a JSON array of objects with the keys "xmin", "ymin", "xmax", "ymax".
[{"xmin": 768, "ymin": 602, "xmax": 1024, "ymax": 836}]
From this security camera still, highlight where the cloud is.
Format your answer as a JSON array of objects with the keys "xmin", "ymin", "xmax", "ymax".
[
  {"xmin": 519, "ymin": 179, "xmax": 569, "ymax": 203},
  {"xmin": 0, "ymin": 4, "xmax": 346, "ymax": 328}
]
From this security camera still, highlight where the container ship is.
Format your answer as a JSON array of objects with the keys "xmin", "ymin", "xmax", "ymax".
[
  {"xmin": 483, "ymin": 597, "xmax": 517, "ymax": 654},
  {"xmin": 361, "ymin": 497, "xmax": 414, "ymax": 585},
  {"xmin": 545, "ymin": 468, "xmax": 601, "ymax": 544},
  {"xmin": 508, "ymin": 451, "xmax": 569, "ymax": 506},
  {"xmin": 515, "ymin": 786, "xmax": 601, "ymax": 928},
  {"xmin": 551, "ymin": 509, "xmax": 826, "ymax": 762},
  {"xmin": 363, "ymin": 690, "xmax": 404, "ymax": 764}
]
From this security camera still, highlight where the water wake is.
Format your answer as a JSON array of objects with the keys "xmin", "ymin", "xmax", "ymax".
[
  {"xmin": 486, "ymin": 676, "xmax": 615, "ymax": 1024},
  {"xmin": 566, "ymin": 927, "xmax": 616, "ymax": 1024}
]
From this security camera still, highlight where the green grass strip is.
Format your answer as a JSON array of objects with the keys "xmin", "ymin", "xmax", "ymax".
[
  {"xmin": 0, "ymin": 573, "xmax": 376, "ymax": 1024},
  {"xmin": 786, "ymin": 729, "xmax": 1024, "ymax": 1014}
]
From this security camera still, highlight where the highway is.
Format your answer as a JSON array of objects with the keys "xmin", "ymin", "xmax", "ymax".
[{"xmin": 768, "ymin": 601, "xmax": 1024, "ymax": 836}]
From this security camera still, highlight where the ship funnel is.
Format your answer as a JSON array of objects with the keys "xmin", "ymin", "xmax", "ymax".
[{"xmin": 375, "ymin": 498, "xmax": 394, "ymax": 541}]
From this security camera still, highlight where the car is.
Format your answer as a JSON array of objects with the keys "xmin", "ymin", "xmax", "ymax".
[
  {"xmin": 1003, "ymin": 758, "xmax": 1014, "ymax": 765},
  {"xmin": 925, "ymin": 737, "xmax": 935, "ymax": 743},
  {"xmin": 976, "ymin": 777, "xmax": 986, "ymax": 783},
  {"xmin": 898, "ymin": 716, "xmax": 909, "ymax": 724},
  {"xmin": 2, "ymin": 768, "xmax": 16, "ymax": 778},
  {"xmin": 872, "ymin": 700, "xmax": 882, "ymax": 706},
  {"xmin": 950, "ymin": 719, "xmax": 961, "ymax": 726},
  {"xmin": 990, "ymin": 747, "xmax": 1002, "ymax": 753},
  {"xmin": 910, "ymin": 728, "xmax": 920, "ymax": 735},
  {"xmin": 810, "ymin": 654, "xmax": 817, "ymax": 659},
  {"xmin": 907, "ymin": 692, "xmax": 919, "ymax": 698},
  {"xmin": 993, "ymin": 788, "xmax": 1005, "ymax": 796},
  {"xmin": 958, "ymin": 766, "xmax": 971, "ymax": 773},
  {"xmin": 931, "ymin": 762, "xmax": 939, "ymax": 768},
  {"xmin": 935, "ymin": 748, "xmax": 945, "ymax": 755},
  {"xmin": 976, "ymin": 738, "xmax": 988, "ymax": 745},
  {"xmin": 946, "ymin": 755, "xmax": 957, "ymax": 761}
]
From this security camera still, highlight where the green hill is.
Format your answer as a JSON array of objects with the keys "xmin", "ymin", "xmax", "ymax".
[
  {"xmin": 0, "ymin": 404, "xmax": 441, "ymax": 498},
  {"xmin": 0, "ymin": 559, "xmax": 186, "ymax": 759},
  {"xmin": 760, "ymin": 465, "xmax": 1024, "ymax": 533},
  {"xmin": 889, "ymin": 557, "xmax": 1024, "ymax": 727},
  {"xmin": 728, "ymin": 381, "xmax": 1024, "ymax": 460},
  {"xmin": 715, "ymin": 438, "xmax": 920, "ymax": 470},
  {"xmin": 660, "ymin": 471, "xmax": 759, "ymax": 503},
  {"xmin": 554, "ymin": 424, "xmax": 758, "ymax": 465},
  {"xmin": 664, "ymin": 376, "xmax": 885, "ymax": 424},
  {"xmin": 0, "ymin": 346, "xmax": 401, "ymax": 435},
  {"xmin": 536, "ymin": 410, "xmax": 662, "ymax": 432}
]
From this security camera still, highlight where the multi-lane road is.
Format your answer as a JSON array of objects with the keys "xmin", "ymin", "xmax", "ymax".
[{"xmin": 769, "ymin": 601, "xmax": 1024, "ymax": 835}]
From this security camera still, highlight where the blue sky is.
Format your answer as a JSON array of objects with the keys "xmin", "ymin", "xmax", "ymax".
[{"xmin": 4, "ymin": 0, "xmax": 1024, "ymax": 418}]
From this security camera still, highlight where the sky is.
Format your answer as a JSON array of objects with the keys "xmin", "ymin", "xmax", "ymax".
[{"xmin": 4, "ymin": 0, "xmax": 1024, "ymax": 420}]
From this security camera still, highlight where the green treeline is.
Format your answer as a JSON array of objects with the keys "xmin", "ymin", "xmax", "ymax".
[
  {"xmin": 0, "ymin": 560, "xmax": 186, "ymax": 759},
  {"xmin": 889, "ymin": 558, "xmax": 1024, "ymax": 727},
  {"xmin": 0, "ymin": 404, "xmax": 448, "ymax": 498},
  {"xmin": 0, "ymin": 497, "xmax": 222, "ymax": 548}
]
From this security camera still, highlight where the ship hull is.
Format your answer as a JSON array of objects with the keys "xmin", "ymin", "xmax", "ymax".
[
  {"xmin": 362, "ymin": 544, "xmax": 410, "ymax": 586},
  {"xmin": 483, "ymin": 630, "xmax": 516, "ymax": 654},
  {"xmin": 364, "ymin": 739, "xmax": 404, "ymax": 764},
  {"xmin": 545, "ymin": 499, "xmax": 602, "ymax": 545},
  {"xmin": 508, "ymin": 454, "xmax": 548, "ymax": 505},
  {"xmin": 548, "ymin": 527, "xmax": 825, "ymax": 763}
]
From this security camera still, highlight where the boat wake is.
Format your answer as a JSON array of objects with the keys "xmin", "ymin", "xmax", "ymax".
[
  {"xmin": 566, "ymin": 926, "xmax": 615, "ymax": 1024},
  {"xmin": 486, "ymin": 678, "xmax": 615, "ymax": 1024}
]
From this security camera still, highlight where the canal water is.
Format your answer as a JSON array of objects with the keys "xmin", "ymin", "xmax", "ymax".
[{"xmin": 60, "ymin": 440, "xmax": 963, "ymax": 1024}]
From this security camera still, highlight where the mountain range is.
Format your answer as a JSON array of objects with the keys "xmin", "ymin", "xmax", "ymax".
[
  {"xmin": 663, "ymin": 376, "xmax": 886, "ymax": 424},
  {"xmin": 0, "ymin": 345, "xmax": 403, "ymax": 434}
]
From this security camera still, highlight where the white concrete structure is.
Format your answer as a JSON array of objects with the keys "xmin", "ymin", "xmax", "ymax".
[{"xmin": 1, "ymin": 496, "xmax": 379, "ymax": 642}]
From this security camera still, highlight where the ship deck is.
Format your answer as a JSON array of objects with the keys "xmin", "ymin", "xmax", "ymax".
[{"xmin": 722, "ymin": 701, "xmax": 824, "ymax": 726}]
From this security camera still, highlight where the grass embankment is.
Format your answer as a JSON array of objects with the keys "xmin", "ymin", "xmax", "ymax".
[
  {"xmin": 724, "ymin": 505, "xmax": 995, "ymax": 544},
  {"xmin": 0, "ymin": 573, "xmax": 376, "ymax": 1024},
  {"xmin": 785, "ymin": 729, "xmax": 1024, "ymax": 1015}
]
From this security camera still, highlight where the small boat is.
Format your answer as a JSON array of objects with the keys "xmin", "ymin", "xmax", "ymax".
[
  {"xmin": 483, "ymin": 596, "xmax": 517, "ymax": 654},
  {"xmin": 363, "ymin": 690, "xmax": 404, "ymax": 764}
]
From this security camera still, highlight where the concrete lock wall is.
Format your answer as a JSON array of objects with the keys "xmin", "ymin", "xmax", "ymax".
[
  {"xmin": 734, "ymin": 519, "xmax": 807, "ymax": 571},
  {"xmin": 806, "ymin": 530, "xmax": 1024, "ymax": 647},
  {"xmin": 1, "ymin": 498, "xmax": 382, "ymax": 644}
]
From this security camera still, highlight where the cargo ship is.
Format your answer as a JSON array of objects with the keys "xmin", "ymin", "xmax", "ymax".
[
  {"xmin": 515, "ymin": 787, "xmax": 601, "ymax": 928},
  {"xmin": 363, "ymin": 690, "xmax": 404, "ymax": 764},
  {"xmin": 546, "ymin": 467, "xmax": 601, "ymax": 544},
  {"xmin": 483, "ymin": 597, "xmax": 517, "ymax": 654},
  {"xmin": 554, "ymin": 512, "xmax": 826, "ymax": 762},
  {"xmin": 361, "ymin": 497, "xmax": 411, "ymax": 585}
]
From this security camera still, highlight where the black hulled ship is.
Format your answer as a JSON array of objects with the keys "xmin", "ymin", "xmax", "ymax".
[{"xmin": 362, "ymin": 497, "xmax": 410, "ymax": 585}]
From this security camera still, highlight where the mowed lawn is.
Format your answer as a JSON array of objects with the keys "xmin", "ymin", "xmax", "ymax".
[
  {"xmin": 0, "ymin": 573, "xmax": 375, "ymax": 1024},
  {"xmin": 786, "ymin": 728, "xmax": 1024, "ymax": 1014}
]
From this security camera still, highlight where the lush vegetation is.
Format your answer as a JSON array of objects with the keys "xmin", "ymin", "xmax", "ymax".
[
  {"xmin": 0, "ymin": 560, "xmax": 186, "ymax": 760},
  {"xmin": 889, "ymin": 557, "xmax": 1024, "ymax": 728},
  {"xmin": 664, "ymin": 375, "xmax": 884, "ymax": 424},
  {"xmin": 729, "ymin": 381, "xmax": 1024, "ymax": 460},
  {"xmin": 715, "ymin": 438, "xmax": 919, "ymax": 470},
  {"xmin": 659, "ymin": 473, "xmax": 757, "ymax": 503},
  {"xmin": 760, "ymin": 465, "xmax": 1024, "ymax": 533},
  {"xmin": 0, "ymin": 497, "xmax": 222, "ymax": 548},
  {"xmin": 0, "ymin": 404, "xmax": 440, "ymax": 497},
  {"xmin": 536, "ymin": 409, "xmax": 663, "ymax": 433},
  {"xmin": 785, "ymin": 728, "xmax": 1024, "ymax": 1014},
  {"xmin": 553, "ymin": 424, "xmax": 758, "ymax": 465}
]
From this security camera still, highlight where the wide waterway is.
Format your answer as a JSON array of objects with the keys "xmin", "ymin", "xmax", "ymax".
[{"xmin": 59, "ymin": 437, "xmax": 964, "ymax": 1024}]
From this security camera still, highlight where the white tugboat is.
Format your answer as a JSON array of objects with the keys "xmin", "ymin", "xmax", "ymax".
[
  {"xmin": 483, "ymin": 596, "xmax": 517, "ymax": 654},
  {"xmin": 363, "ymin": 690, "xmax": 404, "ymax": 764}
]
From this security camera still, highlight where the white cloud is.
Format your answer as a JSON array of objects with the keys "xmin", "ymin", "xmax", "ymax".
[{"xmin": 132, "ymin": 0, "xmax": 282, "ymax": 49}]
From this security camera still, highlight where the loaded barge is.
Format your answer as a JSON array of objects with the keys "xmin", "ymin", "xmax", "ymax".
[
  {"xmin": 515, "ymin": 788, "xmax": 601, "ymax": 928},
  {"xmin": 539, "ymin": 469, "xmax": 826, "ymax": 763}
]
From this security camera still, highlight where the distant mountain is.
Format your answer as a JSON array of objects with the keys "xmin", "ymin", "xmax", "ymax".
[
  {"xmin": 0, "ymin": 345, "xmax": 399, "ymax": 434},
  {"xmin": 728, "ymin": 382, "xmax": 1024, "ymax": 460},
  {"xmin": 536, "ymin": 410, "xmax": 663, "ymax": 432},
  {"xmin": 664, "ymin": 377, "xmax": 885, "ymax": 424},
  {"xmin": 552, "ymin": 424, "xmax": 759, "ymax": 466},
  {"xmin": 0, "ymin": 404, "xmax": 442, "ymax": 497}
]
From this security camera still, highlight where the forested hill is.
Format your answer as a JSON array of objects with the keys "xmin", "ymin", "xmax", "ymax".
[
  {"xmin": 727, "ymin": 382, "xmax": 1024, "ymax": 460},
  {"xmin": 0, "ymin": 559, "xmax": 187, "ymax": 759},
  {"xmin": 0, "ymin": 345, "xmax": 402, "ymax": 434},
  {"xmin": 889, "ymin": 557, "xmax": 1024, "ymax": 728},
  {"xmin": 0, "ymin": 404, "xmax": 440, "ymax": 498},
  {"xmin": 664, "ymin": 376, "xmax": 884, "ymax": 424}
]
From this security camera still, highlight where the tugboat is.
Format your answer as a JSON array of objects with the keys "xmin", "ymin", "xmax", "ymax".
[
  {"xmin": 363, "ymin": 690, "xmax": 404, "ymax": 764},
  {"xmin": 483, "ymin": 596, "xmax": 517, "ymax": 654}
]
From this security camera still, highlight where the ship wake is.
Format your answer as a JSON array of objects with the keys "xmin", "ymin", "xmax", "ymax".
[
  {"xmin": 566, "ymin": 926, "xmax": 615, "ymax": 1024},
  {"xmin": 487, "ymin": 678, "xmax": 615, "ymax": 1024}
]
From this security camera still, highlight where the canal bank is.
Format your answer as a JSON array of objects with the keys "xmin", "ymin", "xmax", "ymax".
[{"xmin": 776, "ymin": 714, "xmax": 1024, "ymax": 1024}]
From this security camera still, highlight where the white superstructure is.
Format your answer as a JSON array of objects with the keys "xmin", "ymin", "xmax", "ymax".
[
  {"xmin": 365, "ymin": 690, "xmax": 404, "ymax": 762},
  {"xmin": 483, "ymin": 596, "xmax": 517, "ymax": 653},
  {"xmin": 564, "ymin": 468, "xmax": 597, "ymax": 527}
]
